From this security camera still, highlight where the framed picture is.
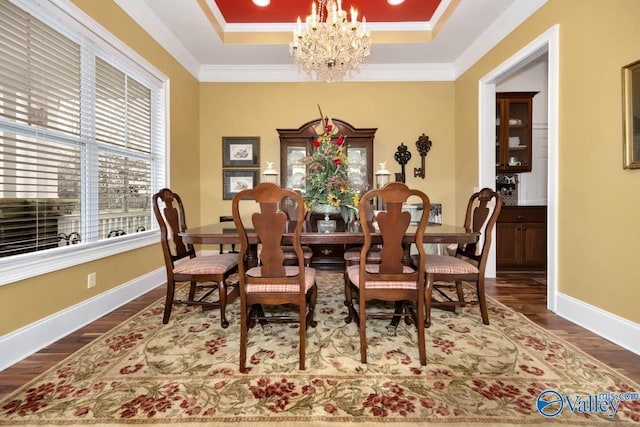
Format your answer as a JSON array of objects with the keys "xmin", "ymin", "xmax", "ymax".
[
  {"xmin": 623, "ymin": 60, "xmax": 640, "ymax": 169},
  {"xmin": 223, "ymin": 137, "xmax": 259, "ymax": 167},
  {"xmin": 223, "ymin": 169, "xmax": 259, "ymax": 200}
]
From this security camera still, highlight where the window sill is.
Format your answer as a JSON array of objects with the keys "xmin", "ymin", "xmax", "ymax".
[{"xmin": 0, "ymin": 231, "xmax": 159, "ymax": 286}]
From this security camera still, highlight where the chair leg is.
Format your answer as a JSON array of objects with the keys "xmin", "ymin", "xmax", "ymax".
[
  {"xmin": 240, "ymin": 301, "xmax": 248, "ymax": 373},
  {"xmin": 359, "ymin": 296, "xmax": 367, "ymax": 364},
  {"xmin": 307, "ymin": 284, "xmax": 318, "ymax": 328},
  {"xmin": 163, "ymin": 280, "xmax": 176, "ymax": 324},
  {"xmin": 477, "ymin": 277, "xmax": 490, "ymax": 325},
  {"xmin": 425, "ymin": 273, "xmax": 434, "ymax": 328},
  {"xmin": 218, "ymin": 281, "xmax": 229, "ymax": 329},
  {"xmin": 299, "ymin": 301, "xmax": 306, "ymax": 370},
  {"xmin": 188, "ymin": 280, "xmax": 196, "ymax": 301},
  {"xmin": 455, "ymin": 280, "xmax": 465, "ymax": 304},
  {"xmin": 344, "ymin": 268, "xmax": 355, "ymax": 323},
  {"xmin": 417, "ymin": 283, "xmax": 427, "ymax": 366}
]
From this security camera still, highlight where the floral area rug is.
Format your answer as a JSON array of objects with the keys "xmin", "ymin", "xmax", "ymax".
[{"xmin": 1, "ymin": 272, "xmax": 639, "ymax": 426}]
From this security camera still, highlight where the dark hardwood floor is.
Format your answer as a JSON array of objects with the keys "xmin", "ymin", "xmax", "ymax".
[{"xmin": 1, "ymin": 272, "xmax": 639, "ymax": 401}]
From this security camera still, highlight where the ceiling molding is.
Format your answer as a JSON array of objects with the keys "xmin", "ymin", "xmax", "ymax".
[
  {"xmin": 115, "ymin": 0, "xmax": 201, "ymax": 78},
  {"xmin": 199, "ymin": 63, "xmax": 456, "ymax": 83},
  {"xmin": 454, "ymin": 0, "xmax": 547, "ymax": 77}
]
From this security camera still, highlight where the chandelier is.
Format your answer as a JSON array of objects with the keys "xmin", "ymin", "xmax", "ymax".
[{"xmin": 289, "ymin": 0, "xmax": 372, "ymax": 82}]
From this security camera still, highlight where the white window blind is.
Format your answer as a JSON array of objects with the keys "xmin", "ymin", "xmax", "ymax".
[{"xmin": 0, "ymin": 0, "xmax": 165, "ymax": 265}]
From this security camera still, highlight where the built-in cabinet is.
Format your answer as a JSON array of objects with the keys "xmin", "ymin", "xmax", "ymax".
[
  {"xmin": 496, "ymin": 92, "xmax": 537, "ymax": 173},
  {"xmin": 277, "ymin": 119, "xmax": 376, "ymax": 269},
  {"xmin": 496, "ymin": 206, "xmax": 546, "ymax": 271}
]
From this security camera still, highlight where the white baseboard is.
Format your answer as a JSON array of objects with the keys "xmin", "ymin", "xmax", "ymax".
[
  {"xmin": 0, "ymin": 268, "xmax": 165, "ymax": 371},
  {"xmin": 555, "ymin": 292, "xmax": 640, "ymax": 356}
]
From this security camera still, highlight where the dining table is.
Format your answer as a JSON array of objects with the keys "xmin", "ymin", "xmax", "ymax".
[
  {"xmin": 180, "ymin": 219, "xmax": 479, "ymax": 269},
  {"xmin": 179, "ymin": 219, "xmax": 479, "ymax": 249},
  {"xmin": 179, "ymin": 218, "xmax": 479, "ymax": 331}
]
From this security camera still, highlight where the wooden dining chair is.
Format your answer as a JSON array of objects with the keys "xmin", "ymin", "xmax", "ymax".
[
  {"xmin": 343, "ymin": 199, "xmax": 379, "ymax": 266},
  {"xmin": 343, "ymin": 199, "xmax": 381, "ymax": 313},
  {"xmin": 232, "ymin": 182, "xmax": 318, "ymax": 372},
  {"xmin": 153, "ymin": 188, "xmax": 239, "ymax": 327},
  {"xmin": 280, "ymin": 195, "xmax": 313, "ymax": 267},
  {"xmin": 421, "ymin": 188, "xmax": 502, "ymax": 326},
  {"xmin": 344, "ymin": 182, "xmax": 430, "ymax": 365}
]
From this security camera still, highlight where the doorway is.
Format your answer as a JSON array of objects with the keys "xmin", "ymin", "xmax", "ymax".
[{"xmin": 479, "ymin": 25, "xmax": 559, "ymax": 312}]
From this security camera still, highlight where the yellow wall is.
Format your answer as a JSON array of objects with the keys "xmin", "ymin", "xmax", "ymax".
[
  {"xmin": 0, "ymin": 1, "xmax": 200, "ymax": 335},
  {"xmin": 455, "ymin": 0, "xmax": 640, "ymax": 322},
  {"xmin": 199, "ymin": 82, "xmax": 456, "ymax": 224}
]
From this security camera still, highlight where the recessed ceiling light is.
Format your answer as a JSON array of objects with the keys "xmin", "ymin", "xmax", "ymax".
[
  {"xmin": 387, "ymin": 0, "xmax": 405, "ymax": 5},
  {"xmin": 252, "ymin": 0, "xmax": 270, "ymax": 6}
]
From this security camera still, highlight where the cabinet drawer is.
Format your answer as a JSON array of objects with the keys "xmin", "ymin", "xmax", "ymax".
[
  {"xmin": 311, "ymin": 244, "xmax": 344, "ymax": 260},
  {"xmin": 498, "ymin": 206, "xmax": 546, "ymax": 223},
  {"xmin": 310, "ymin": 244, "xmax": 345, "ymax": 270}
]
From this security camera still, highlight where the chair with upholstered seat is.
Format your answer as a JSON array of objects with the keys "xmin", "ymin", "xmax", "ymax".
[
  {"xmin": 153, "ymin": 188, "xmax": 239, "ymax": 327},
  {"xmin": 421, "ymin": 188, "xmax": 502, "ymax": 326},
  {"xmin": 232, "ymin": 182, "xmax": 318, "ymax": 372},
  {"xmin": 343, "ymin": 199, "xmax": 381, "ymax": 315},
  {"xmin": 280, "ymin": 195, "xmax": 313, "ymax": 267},
  {"xmin": 343, "ymin": 199, "xmax": 379, "ymax": 266},
  {"xmin": 344, "ymin": 182, "xmax": 430, "ymax": 365}
]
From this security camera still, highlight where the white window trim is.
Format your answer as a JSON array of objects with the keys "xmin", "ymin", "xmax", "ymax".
[{"xmin": 0, "ymin": 0, "xmax": 169, "ymax": 286}]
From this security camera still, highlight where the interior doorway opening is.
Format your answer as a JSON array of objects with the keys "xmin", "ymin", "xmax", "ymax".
[{"xmin": 478, "ymin": 25, "xmax": 559, "ymax": 312}]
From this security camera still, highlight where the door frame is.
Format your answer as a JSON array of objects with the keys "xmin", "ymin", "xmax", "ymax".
[{"xmin": 478, "ymin": 25, "xmax": 559, "ymax": 312}]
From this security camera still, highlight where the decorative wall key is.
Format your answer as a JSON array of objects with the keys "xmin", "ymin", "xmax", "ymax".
[
  {"xmin": 413, "ymin": 133, "xmax": 432, "ymax": 179},
  {"xmin": 394, "ymin": 142, "xmax": 412, "ymax": 183}
]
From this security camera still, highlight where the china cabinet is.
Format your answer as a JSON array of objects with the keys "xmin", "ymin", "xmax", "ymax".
[
  {"xmin": 277, "ymin": 118, "xmax": 376, "ymax": 193},
  {"xmin": 496, "ymin": 92, "xmax": 537, "ymax": 173},
  {"xmin": 277, "ymin": 119, "xmax": 376, "ymax": 269}
]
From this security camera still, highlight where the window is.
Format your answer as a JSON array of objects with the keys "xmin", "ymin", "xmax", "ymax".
[{"xmin": 0, "ymin": 0, "xmax": 166, "ymax": 284}]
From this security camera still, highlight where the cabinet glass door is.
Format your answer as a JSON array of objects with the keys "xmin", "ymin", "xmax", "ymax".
[
  {"xmin": 496, "ymin": 92, "xmax": 535, "ymax": 173},
  {"xmin": 347, "ymin": 145, "xmax": 367, "ymax": 192},
  {"xmin": 285, "ymin": 145, "xmax": 307, "ymax": 191},
  {"xmin": 505, "ymin": 100, "xmax": 530, "ymax": 169}
]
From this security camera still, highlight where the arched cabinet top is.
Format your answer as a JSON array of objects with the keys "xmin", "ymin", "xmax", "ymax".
[{"xmin": 277, "ymin": 118, "xmax": 377, "ymax": 139}]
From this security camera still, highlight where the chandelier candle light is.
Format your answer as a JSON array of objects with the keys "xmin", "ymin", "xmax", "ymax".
[{"xmin": 290, "ymin": 0, "xmax": 372, "ymax": 82}]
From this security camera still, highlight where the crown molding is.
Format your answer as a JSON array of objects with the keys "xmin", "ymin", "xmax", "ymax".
[
  {"xmin": 114, "ymin": 0, "xmax": 201, "ymax": 78},
  {"xmin": 454, "ymin": 0, "xmax": 547, "ymax": 78},
  {"xmin": 199, "ymin": 63, "xmax": 455, "ymax": 83}
]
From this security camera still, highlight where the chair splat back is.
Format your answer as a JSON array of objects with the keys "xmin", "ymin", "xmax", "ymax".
[
  {"xmin": 251, "ymin": 203, "xmax": 288, "ymax": 277},
  {"xmin": 153, "ymin": 188, "xmax": 195, "ymax": 265},
  {"xmin": 457, "ymin": 188, "xmax": 502, "ymax": 268},
  {"xmin": 279, "ymin": 195, "xmax": 313, "ymax": 267},
  {"xmin": 233, "ymin": 184, "xmax": 306, "ymax": 279},
  {"xmin": 360, "ymin": 183, "xmax": 429, "ymax": 279},
  {"xmin": 375, "ymin": 198, "xmax": 412, "ymax": 275}
]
